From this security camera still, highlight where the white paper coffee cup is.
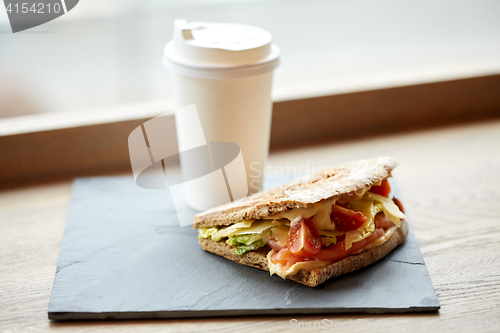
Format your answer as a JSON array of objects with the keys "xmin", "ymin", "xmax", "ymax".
[{"xmin": 163, "ymin": 20, "xmax": 280, "ymax": 210}]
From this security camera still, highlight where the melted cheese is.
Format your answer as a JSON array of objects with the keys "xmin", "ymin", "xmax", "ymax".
[
  {"xmin": 364, "ymin": 192, "xmax": 405, "ymax": 227},
  {"xmin": 271, "ymin": 225, "xmax": 290, "ymax": 247},
  {"xmin": 231, "ymin": 220, "xmax": 280, "ymax": 235},
  {"xmin": 267, "ymin": 250, "xmax": 331, "ymax": 279},
  {"xmin": 213, "ymin": 220, "xmax": 254, "ymax": 239},
  {"xmin": 214, "ymin": 220, "xmax": 285, "ymax": 240},
  {"xmin": 354, "ymin": 225, "xmax": 398, "ymax": 252},
  {"xmin": 343, "ymin": 201, "xmax": 381, "ymax": 250},
  {"xmin": 270, "ymin": 198, "xmax": 336, "ymax": 228}
]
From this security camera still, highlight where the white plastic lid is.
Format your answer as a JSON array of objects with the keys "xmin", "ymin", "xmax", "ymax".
[{"xmin": 163, "ymin": 20, "xmax": 280, "ymax": 79}]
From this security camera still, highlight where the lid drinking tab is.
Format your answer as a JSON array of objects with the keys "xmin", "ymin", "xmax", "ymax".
[{"xmin": 163, "ymin": 20, "xmax": 280, "ymax": 79}]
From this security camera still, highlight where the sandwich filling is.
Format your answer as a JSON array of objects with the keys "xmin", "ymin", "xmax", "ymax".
[{"xmin": 198, "ymin": 178, "xmax": 406, "ymax": 279}]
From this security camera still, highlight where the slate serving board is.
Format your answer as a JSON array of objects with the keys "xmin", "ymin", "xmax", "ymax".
[{"xmin": 48, "ymin": 176, "xmax": 440, "ymax": 320}]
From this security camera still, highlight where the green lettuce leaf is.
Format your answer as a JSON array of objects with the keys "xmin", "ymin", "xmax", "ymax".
[
  {"xmin": 234, "ymin": 239, "xmax": 267, "ymax": 255},
  {"xmin": 227, "ymin": 229, "xmax": 272, "ymax": 255},
  {"xmin": 226, "ymin": 229, "xmax": 270, "ymax": 246},
  {"xmin": 198, "ymin": 227, "xmax": 221, "ymax": 241}
]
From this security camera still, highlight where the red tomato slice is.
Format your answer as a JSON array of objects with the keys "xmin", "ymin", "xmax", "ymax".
[
  {"xmin": 374, "ymin": 213, "xmax": 395, "ymax": 229},
  {"xmin": 270, "ymin": 249, "xmax": 289, "ymax": 265},
  {"xmin": 330, "ymin": 205, "xmax": 367, "ymax": 232},
  {"xmin": 271, "ymin": 229, "xmax": 386, "ymax": 267},
  {"xmin": 312, "ymin": 239, "xmax": 348, "ymax": 262},
  {"xmin": 314, "ymin": 228, "xmax": 385, "ymax": 262},
  {"xmin": 349, "ymin": 228, "xmax": 385, "ymax": 253},
  {"xmin": 369, "ymin": 179, "xmax": 391, "ymax": 197},
  {"xmin": 271, "ymin": 248, "xmax": 314, "ymax": 268},
  {"xmin": 287, "ymin": 218, "xmax": 322, "ymax": 257}
]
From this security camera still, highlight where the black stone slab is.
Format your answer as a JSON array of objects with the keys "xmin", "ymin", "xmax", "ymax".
[{"xmin": 48, "ymin": 176, "xmax": 440, "ymax": 320}]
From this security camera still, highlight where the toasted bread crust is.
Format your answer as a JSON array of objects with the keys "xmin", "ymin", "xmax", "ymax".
[
  {"xmin": 194, "ymin": 157, "xmax": 398, "ymax": 229},
  {"xmin": 199, "ymin": 220, "xmax": 409, "ymax": 287}
]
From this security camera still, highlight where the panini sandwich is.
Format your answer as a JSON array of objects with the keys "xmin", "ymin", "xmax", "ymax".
[{"xmin": 195, "ymin": 157, "xmax": 408, "ymax": 287}]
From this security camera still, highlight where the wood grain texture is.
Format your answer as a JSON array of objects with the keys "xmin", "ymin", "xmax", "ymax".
[
  {"xmin": 0, "ymin": 119, "xmax": 145, "ymax": 189},
  {"xmin": 1, "ymin": 120, "xmax": 500, "ymax": 332},
  {"xmin": 1, "ymin": 75, "xmax": 500, "ymax": 188}
]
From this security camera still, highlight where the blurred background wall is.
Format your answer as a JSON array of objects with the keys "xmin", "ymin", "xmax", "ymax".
[{"xmin": 1, "ymin": 0, "xmax": 499, "ymax": 118}]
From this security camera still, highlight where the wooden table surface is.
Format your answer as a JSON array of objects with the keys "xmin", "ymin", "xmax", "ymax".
[{"xmin": 1, "ymin": 119, "xmax": 500, "ymax": 332}]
